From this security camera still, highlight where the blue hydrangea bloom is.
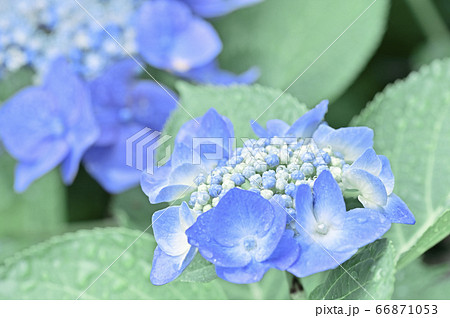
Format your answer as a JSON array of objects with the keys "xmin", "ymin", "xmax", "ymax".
[
  {"xmin": 0, "ymin": 0, "xmax": 144, "ymax": 79},
  {"xmin": 136, "ymin": 0, "xmax": 222, "ymax": 73},
  {"xmin": 176, "ymin": 60, "xmax": 260, "ymax": 85},
  {"xmin": 186, "ymin": 188, "xmax": 299, "ymax": 284},
  {"xmin": 0, "ymin": 57, "xmax": 99, "ymax": 192},
  {"xmin": 144, "ymin": 105, "xmax": 415, "ymax": 285},
  {"xmin": 141, "ymin": 108, "xmax": 234, "ymax": 203},
  {"xmin": 150, "ymin": 202, "xmax": 198, "ymax": 285},
  {"xmin": 83, "ymin": 59, "xmax": 177, "ymax": 193},
  {"xmin": 251, "ymin": 100, "xmax": 328, "ymax": 138},
  {"xmin": 312, "ymin": 124, "xmax": 374, "ymax": 162},
  {"xmin": 342, "ymin": 148, "xmax": 415, "ymax": 224},
  {"xmin": 181, "ymin": 0, "xmax": 262, "ymax": 18},
  {"xmin": 288, "ymin": 171, "xmax": 391, "ymax": 277}
]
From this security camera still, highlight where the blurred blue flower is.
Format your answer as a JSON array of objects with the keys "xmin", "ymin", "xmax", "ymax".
[
  {"xmin": 288, "ymin": 171, "xmax": 391, "ymax": 277},
  {"xmin": 141, "ymin": 108, "xmax": 234, "ymax": 203},
  {"xmin": 342, "ymin": 148, "xmax": 415, "ymax": 224},
  {"xmin": 0, "ymin": 57, "xmax": 99, "ymax": 192},
  {"xmin": 181, "ymin": 0, "xmax": 263, "ymax": 18},
  {"xmin": 150, "ymin": 202, "xmax": 198, "ymax": 285},
  {"xmin": 136, "ymin": 0, "xmax": 222, "ymax": 73},
  {"xmin": 251, "ymin": 100, "xmax": 328, "ymax": 138},
  {"xmin": 0, "ymin": 0, "xmax": 144, "ymax": 79},
  {"xmin": 186, "ymin": 188, "xmax": 299, "ymax": 284},
  {"xmin": 83, "ymin": 59, "xmax": 177, "ymax": 193},
  {"xmin": 176, "ymin": 60, "xmax": 260, "ymax": 85}
]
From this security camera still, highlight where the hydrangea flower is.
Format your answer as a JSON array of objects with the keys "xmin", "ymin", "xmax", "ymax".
[
  {"xmin": 341, "ymin": 148, "xmax": 415, "ymax": 224},
  {"xmin": 0, "ymin": 0, "xmax": 144, "ymax": 79},
  {"xmin": 136, "ymin": 0, "xmax": 222, "ymax": 73},
  {"xmin": 180, "ymin": 0, "xmax": 263, "ymax": 18},
  {"xmin": 83, "ymin": 59, "xmax": 177, "ymax": 193},
  {"xmin": 136, "ymin": 0, "xmax": 259, "ymax": 84},
  {"xmin": 151, "ymin": 202, "xmax": 198, "ymax": 285},
  {"xmin": 142, "ymin": 102, "xmax": 415, "ymax": 285},
  {"xmin": 186, "ymin": 188, "xmax": 299, "ymax": 284},
  {"xmin": 0, "ymin": 57, "xmax": 99, "ymax": 192},
  {"xmin": 141, "ymin": 108, "xmax": 234, "ymax": 203},
  {"xmin": 287, "ymin": 170, "xmax": 391, "ymax": 277}
]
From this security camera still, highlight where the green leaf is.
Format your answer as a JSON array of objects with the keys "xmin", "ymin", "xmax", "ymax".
[
  {"xmin": 309, "ymin": 239, "xmax": 396, "ymax": 300},
  {"xmin": 0, "ymin": 68, "xmax": 33, "ymax": 102},
  {"xmin": 111, "ymin": 186, "xmax": 167, "ymax": 232},
  {"xmin": 164, "ymin": 83, "xmax": 308, "ymax": 145},
  {"xmin": 351, "ymin": 59, "xmax": 450, "ymax": 268},
  {"xmin": 177, "ymin": 253, "xmax": 217, "ymax": 283},
  {"xmin": 0, "ymin": 228, "xmax": 290, "ymax": 299},
  {"xmin": 393, "ymin": 258, "xmax": 450, "ymax": 300},
  {"xmin": 0, "ymin": 154, "xmax": 67, "ymax": 237},
  {"xmin": 213, "ymin": 0, "xmax": 389, "ymax": 105}
]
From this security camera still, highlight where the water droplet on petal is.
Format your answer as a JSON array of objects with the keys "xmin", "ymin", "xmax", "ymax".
[{"xmin": 356, "ymin": 217, "xmax": 367, "ymax": 224}]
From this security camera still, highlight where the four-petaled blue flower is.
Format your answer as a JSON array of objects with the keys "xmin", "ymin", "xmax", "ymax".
[
  {"xmin": 186, "ymin": 188, "xmax": 299, "ymax": 284},
  {"xmin": 287, "ymin": 170, "xmax": 392, "ymax": 277},
  {"xmin": 141, "ymin": 108, "xmax": 234, "ymax": 203},
  {"xmin": 136, "ymin": 0, "xmax": 259, "ymax": 85},
  {"xmin": 83, "ymin": 59, "xmax": 177, "ymax": 193},
  {"xmin": 151, "ymin": 202, "xmax": 198, "ymax": 285},
  {"xmin": 341, "ymin": 148, "xmax": 415, "ymax": 224},
  {"xmin": 136, "ymin": 0, "xmax": 222, "ymax": 73},
  {"xmin": 0, "ymin": 57, "xmax": 99, "ymax": 192}
]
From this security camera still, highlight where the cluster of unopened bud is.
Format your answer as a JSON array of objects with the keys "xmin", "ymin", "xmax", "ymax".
[{"xmin": 188, "ymin": 137, "xmax": 350, "ymax": 221}]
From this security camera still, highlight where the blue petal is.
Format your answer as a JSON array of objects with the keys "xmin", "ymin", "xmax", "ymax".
[
  {"xmin": 137, "ymin": 0, "xmax": 222, "ymax": 72},
  {"xmin": 351, "ymin": 148, "xmax": 382, "ymax": 176},
  {"xmin": 42, "ymin": 58, "xmax": 99, "ymax": 185},
  {"xmin": 83, "ymin": 125, "xmax": 144, "ymax": 194},
  {"xmin": 187, "ymin": 208, "xmax": 252, "ymax": 267},
  {"xmin": 89, "ymin": 59, "xmax": 142, "ymax": 146},
  {"xmin": 43, "ymin": 58, "xmax": 91, "ymax": 125},
  {"xmin": 60, "ymin": 102, "xmax": 99, "ymax": 185},
  {"xmin": 264, "ymin": 230, "xmax": 300, "ymax": 270},
  {"xmin": 343, "ymin": 168, "xmax": 388, "ymax": 209},
  {"xmin": 294, "ymin": 184, "xmax": 317, "ymax": 232},
  {"xmin": 177, "ymin": 61, "xmax": 259, "ymax": 85},
  {"xmin": 14, "ymin": 141, "xmax": 68, "ymax": 192},
  {"xmin": 140, "ymin": 163, "xmax": 195, "ymax": 204},
  {"xmin": 250, "ymin": 121, "xmax": 270, "ymax": 138},
  {"xmin": 128, "ymin": 81, "xmax": 177, "ymax": 131},
  {"xmin": 327, "ymin": 208, "xmax": 391, "ymax": 252},
  {"xmin": 286, "ymin": 100, "xmax": 328, "ymax": 137},
  {"xmin": 0, "ymin": 87, "xmax": 62, "ymax": 161},
  {"xmin": 313, "ymin": 170, "xmax": 346, "ymax": 227},
  {"xmin": 378, "ymin": 155, "xmax": 395, "ymax": 195},
  {"xmin": 150, "ymin": 245, "xmax": 197, "ymax": 285},
  {"xmin": 152, "ymin": 202, "xmax": 195, "ymax": 256},
  {"xmin": 171, "ymin": 142, "xmax": 195, "ymax": 168},
  {"xmin": 266, "ymin": 119, "xmax": 291, "ymax": 136},
  {"xmin": 186, "ymin": 189, "xmax": 286, "ymax": 267},
  {"xmin": 313, "ymin": 125, "xmax": 374, "ymax": 161},
  {"xmin": 181, "ymin": 0, "xmax": 262, "ymax": 18},
  {"xmin": 382, "ymin": 194, "xmax": 415, "ymax": 224},
  {"xmin": 288, "ymin": 242, "xmax": 356, "ymax": 278},
  {"xmin": 175, "ymin": 108, "xmax": 234, "ymax": 167},
  {"xmin": 169, "ymin": 163, "xmax": 205, "ymax": 187},
  {"xmin": 215, "ymin": 261, "xmax": 269, "ymax": 284}
]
